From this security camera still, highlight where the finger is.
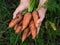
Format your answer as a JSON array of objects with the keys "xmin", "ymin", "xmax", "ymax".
[
  {"xmin": 21, "ymin": 0, "xmax": 30, "ymax": 5},
  {"xmin": 37, "ymin": 19, "xmax": 41, "ymax": 24},
  {"xmin": 13, "ymin": 14, "xmax": 16, "ymax": 19},
  {"xmin": 14, "ymin": 24, "xmax": 18, "ymax": 30},
  {"xmin": 13, "ymin": 4, "xmax": 28, "ymax": 19},
  {"xmin": 13, "ymin": 5, "xmax": 21, "ymax": 19},
  {"xmin": 37, "ymin": 23, "xmax": 41, "ymax": 34},
  {"xmin": 38, "ymin": 8, "xmax": 46, "ymax": 17},
  {"xmin": 38, "ymin": 8, "xmax": 46, "ymax": 23},
  {"xmin": 37, "ymin": 17, "xmax": 44, "ymax": 24}
]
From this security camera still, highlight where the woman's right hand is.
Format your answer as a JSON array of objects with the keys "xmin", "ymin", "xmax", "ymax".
[
  {"xmin": 13, "ymin": 0, "xmax": 30, "ymax": 19},
  {"xmin": 13, "ymin": 0, "xmax": 30, "ymax": 30}
]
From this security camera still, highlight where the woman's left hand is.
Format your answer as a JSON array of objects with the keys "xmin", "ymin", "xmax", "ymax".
[
  {"xmin": 37, "ymin": 0, "xmax": 47, "ymax": 34},
  {"xmin": 37, "ymin": 7, "xmax": 46, "ymax": 34}
]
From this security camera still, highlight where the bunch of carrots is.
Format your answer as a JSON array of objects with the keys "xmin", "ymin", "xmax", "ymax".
[{"xmin": 8, "ymin": 11, "xmax": 39, "ymax": 43}]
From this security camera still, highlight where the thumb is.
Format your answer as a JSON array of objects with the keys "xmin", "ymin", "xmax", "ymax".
[
  {"xmin": 13, "ymin": 4, "xmax": 28, "ymax": 19},
  {"xmin": 13, "ymin": 5, "xmax": 21, "ymax": 19}
]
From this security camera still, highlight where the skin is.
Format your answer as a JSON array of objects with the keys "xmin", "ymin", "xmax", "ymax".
[{"xmin": 13, "ymin": 0, "xmax": 47, "ymax": 34}]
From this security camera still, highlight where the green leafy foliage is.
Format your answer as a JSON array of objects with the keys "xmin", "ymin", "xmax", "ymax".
[{"xmin": 28, "ymin": 0, "xmax": 39, "ymax": 12}]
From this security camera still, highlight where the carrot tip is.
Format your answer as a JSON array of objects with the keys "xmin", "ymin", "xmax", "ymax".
[
  {"xmin": 22, "ymin": 40, "xmax": 24, "ymax": 43},
  {"xmin": 8, "ymin": 26, "xmax": 12, "ymax": 28},
  {"xmin": 32, "ymin": 37, "xmax": 36, "ymax": 39}
]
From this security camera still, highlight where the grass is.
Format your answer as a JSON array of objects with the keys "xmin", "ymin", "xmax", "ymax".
[{"xmin": 0, "ymin": 0, "xmax": 60, "ymax": 45}]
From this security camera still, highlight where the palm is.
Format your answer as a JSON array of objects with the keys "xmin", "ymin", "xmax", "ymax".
[{"xmin": 13, "ymin": 0, "xmax": 30, "ymax": 19}]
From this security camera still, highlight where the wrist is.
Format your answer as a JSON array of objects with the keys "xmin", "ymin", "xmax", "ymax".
[
  {"xmin": 38, "ymin": 7, "xmax": 47, "ymax": 14},
  {"xmin": 36, "ymin": 0, "xmax": 47, "ymax": 11}
]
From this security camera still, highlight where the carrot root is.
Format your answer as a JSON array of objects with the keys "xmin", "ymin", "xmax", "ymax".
[
  {"xmin": 8, "ymin": 13, "xmax": 22, "ymax": 28},
  {"xmin": 15, "ymin": 26, "xmax": 22, "ymax": 34},
  {"xmin": 22, "ymin": 13, "xmax": 32, "ymax": 30},
  {"xmin": 32, "ymin": 11, "xmax": 39, "ymax": 28},
  {"xmin": 22, "ymin": 28, "xmax": 29, "ymax": 42},
  {"xmin": 29, "ymin": 21, "xmax": 37, "ymax": 39}
]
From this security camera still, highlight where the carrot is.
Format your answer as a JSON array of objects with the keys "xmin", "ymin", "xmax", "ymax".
[
  {"xmin": 29, "ymin": 21, "xmax": 37, "ymax": 39},
  {"xmin": 32, "ymin": 11, "xmax": 39, "ymax": 28},
  {"xmin": 15, "ymin": 25, "xmax": 22, "ymax": 34},
  {"xmin": 22, "ymin": 28, "xmax": 29, "ymax": 42},
  {"xmin": 22, "ymin": 13, "xmax": 31, "ymax": 30},
  {"xmin": 8, "ymin": 13, "xmax": 22, "ymax": 28}
]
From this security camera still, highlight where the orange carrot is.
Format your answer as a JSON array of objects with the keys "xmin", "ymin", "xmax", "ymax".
[
  {"xmin": 32, "ymin": 11, "xmax": 39, "ymax": 28},
  {"xmin": 22, "ymin": 13, "xmax": 31, "ymax": 30},
  {"xmin": 15, "ymin": 25, "xmax": 22, "ymax": 34},
  {"xmin": 8, "ymin": 13, "xmax": 22, "ymax": 28},
  {"xmin": 29, "ymin": 21, "xmax": 37, "ymax": 39},
  {"xmin": 22, "ymin": 28, "xmax": 29, "ymax": 42}
]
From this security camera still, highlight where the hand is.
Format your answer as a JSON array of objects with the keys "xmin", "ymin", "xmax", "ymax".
[
  {"xmin": 37, "ymin": 0, "xmax": 47, "ymax": 34},
  {"xmin": 37, "ymin": 7, "xmax": 46, "ymax": 34},
  {"xmin": 13, "ymin": 0, "xmax": 30, "ymax": 19},
  {"xmin": 27, "ymin": 0, "xmax": 47, "ymax": 37},
  {"xmin": 13, "ymin": 0, "xmax": 30, "ymax": 30}
]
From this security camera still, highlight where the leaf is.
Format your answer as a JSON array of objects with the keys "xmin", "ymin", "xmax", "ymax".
[
  {"xmin": 28, "ymin": 0, "xmax": 35, "ymax": 12},
  {"xmin": 45, "ymin": 20, "xmax": 49, "ymax": 29},
  {"xmin": 49, "ymin": 21, "xmax": 57, "ymax": 31},
  {"xmin": 28, "ymin": 0, "xmax": 39, "ymax": 12},
  {"xmin": 22, "ymin": 9, "xmax": 28, "ymax": 15},
  {"xmin": 10, "ymin": 28, "xmax": 17, "ymax": 45}
]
